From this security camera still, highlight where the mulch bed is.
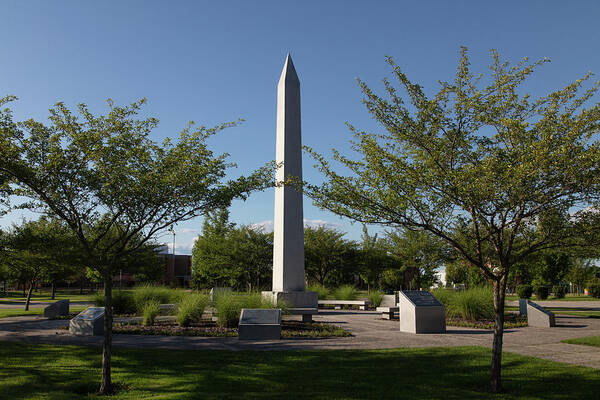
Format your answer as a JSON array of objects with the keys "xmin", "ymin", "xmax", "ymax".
[
  {"xmin": 446, "ymin": 314, "xmax": 528, "ymax": 329},
  {"xmin": 112, "ymin": 320, "xmax": 351, "ymax": 338}
]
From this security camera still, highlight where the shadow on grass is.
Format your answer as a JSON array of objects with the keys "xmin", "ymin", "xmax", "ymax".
[{"xmin": 1, "ymin": 341, "xmax": 599, "ymax": 399}]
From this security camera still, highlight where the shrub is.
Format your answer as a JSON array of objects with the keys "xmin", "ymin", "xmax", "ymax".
[
  {"xmin": 133, "ymin": 285, "xmax": 179, "ymax": 313},
  {"xmin": 93, "ymin": 290, "xmax": 136, "ymax": 315},
  {"xmin": 214, "ymin": 292, "xmax": 279, "ymax": 328},
  {"xmin": 516, "ymin": 284, "xmax": 533, "ymax": 299},
  {"xmin": 367, "ymin": 290, "xmax": 385, "ymax": 307},
  {"xmin": 588, "ymin": 283, "xmax": 600, "ymax": 298},
  {"xmin": 446, "ymin": 287, "xmax": 494, "ymax": 321},
  {"xmin": 534, "ymin": 285, "xmax": 549, "ymax": 300},
  {"xmin": 333, "ymin": 285, "xmax": 358, "ymax": 300},
  {"xmin": 142, "ymin": 301, "xmax": 160, "ymax": 326},
  {"xmin": 430, "ymin": 288, "xmax": 456, "ymax": 307},
  {"xmin": 552, "ymin": 285, "xmax": 567, "ymax": 299},
  {"xmin": 176, "ymin": 293, "xmax": 209, "ymax": 327},
  {"xmin": 307, "ymin": 284, "xmax": 329, "ymax": 299}
]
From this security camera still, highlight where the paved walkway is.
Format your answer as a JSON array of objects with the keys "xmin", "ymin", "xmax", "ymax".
[
  {"xmin": 1, "ymin": 310, "xmax": 599, "ymax": 369},
  {"xmin": 0, "ymin": 301, "xmax": 93, "ymax": 309},
  {"xmin": 506, "ymin": 300, "xmax": 600, "ymax": 310}
]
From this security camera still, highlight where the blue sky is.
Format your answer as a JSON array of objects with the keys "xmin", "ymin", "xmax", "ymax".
[{"xmin": 2, "ymin": 1, "xmax": 600, "ymax": 254}]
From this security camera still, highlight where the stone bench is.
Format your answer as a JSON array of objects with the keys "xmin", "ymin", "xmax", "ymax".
[
  {"xmin": 376, "ymin": 295, "xmax": 399, "ymax": 319},
  {"xmin": 318, "ymin": 300, "xmax": 371, "ymax": 310}
]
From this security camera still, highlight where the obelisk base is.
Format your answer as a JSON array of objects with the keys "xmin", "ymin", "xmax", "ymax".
[{"xmin": 262, "ymin": 291, "xmax": 318, "ymax": 322}]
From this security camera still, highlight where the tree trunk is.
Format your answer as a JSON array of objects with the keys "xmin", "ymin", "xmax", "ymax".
[
  {"xmin": 25, "ymin": 281, "xmax": 34, "ymax": 311},
  {"xmin": 22, "ymin": 283, "xmax": 26, "ymax": 297},
  {"xmin": 51, "ymin": 282, "xmax": 56, "ymax": 300},
  {"xmin": 80, "ymin": 275, "xmax": 84, "ymax": 295},
  {"xmin": 490, "ymin": 276, "xmax": 507, "ymax": 393},
  {"xmin": 99, "ymin": 273, "xmax": 113, "ymax": 395},
  {"xmin": 2, "ymin": 280, "xmax": 6, "ymax": 297}
]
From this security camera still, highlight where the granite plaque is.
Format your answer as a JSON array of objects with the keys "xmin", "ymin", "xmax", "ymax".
[
  {"xmin": 526, "ymin": 301, "xmax": 556, "ymax": 327},
  {"xmin": 238, "ymin": 308, "xmax": 281, "ymax": 340},
  {"xmin": 69, "ymin": 307, "xmax": 105, "ymax": 336},
  {"xmin": 399, "ymin": 291, "xmax": 446, "ymax": 334}
]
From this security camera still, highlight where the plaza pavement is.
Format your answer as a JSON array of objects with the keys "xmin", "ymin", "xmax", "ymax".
[{"xmin": 0, "ymin": 309, "xmax": 599, "ymax": 369}]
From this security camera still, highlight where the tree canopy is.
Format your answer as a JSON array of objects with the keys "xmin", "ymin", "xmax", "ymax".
[
  {"xmin": 305, "ymin": 48, "xmax": 600, "ymax": 392},
  {"xmin": 0, "ymin": 96, "xmax": 272, "ymax": 394}
]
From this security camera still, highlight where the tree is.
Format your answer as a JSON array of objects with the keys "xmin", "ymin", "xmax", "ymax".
[
  {"xmin": 358, "ymin": 225, "xmax": 388, "ymax": 292},
  {"xmin": 4, "ymin": 218, "xmax": 75, "ymax": 309},
  {"xmin": 567, "ymin": 258, "xmax": 596, "ymax": 295},
  {"xmin": 445, "ymin": 258, "xmax": 487, "ymax": 289},
  {"xmin": 228, "ymin": 226, "xmax": 273, "ymax": 291},
  {"xmin": 305, "ymin": 48, "xmax": 600, "ymax": 392},
  {"xmin": 385, "ymin": 229, "xmax": 448, "ymax": 290},
  {"xmin": 192, "ymin": 207, "xmax": 236, "ymax": 288},
  {"xmin": 304, "ymin": 226, "xmax": 358, "ymax": 287},
  {"xmin": 0, "ymin": 97, "xmax": 271, "ymax": 394}
]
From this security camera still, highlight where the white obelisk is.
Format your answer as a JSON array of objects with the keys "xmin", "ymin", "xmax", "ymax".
[
  {"xmin": 264, "ymin": 54, "xmax": 317, "ymax": 320},
  {"xmin": 273, "ymin": 54, "xmax": 305, "ymax": 292}
]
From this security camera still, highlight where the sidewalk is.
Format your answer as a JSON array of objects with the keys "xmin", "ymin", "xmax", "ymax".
[{"xmin": 1, "ymin": 310, "xmax": 599, "ymax": 369}]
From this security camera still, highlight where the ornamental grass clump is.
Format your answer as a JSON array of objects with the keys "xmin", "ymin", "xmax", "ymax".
[
  {"xmin": 430, "ymin": 288, "xmax": 456, "ymax": 308},
  {"xmin": 133, "ymin": 285, "xmax": 179, "ymax": 313},
  {"xmin": 307, "ymin": 284, "xmax": 329, "ymax": 299},
  {"xmin": 176, "ymin": 293, "xmax": 209, "ymax": 327},
  {"xmin": 142, "ymin": 301, "xmax": 160, "ymax": 326},
  {"xmin": 367, "ymin": 290, "xmax": 385, "ymax": 307},
  {"xmin": 214, "ymin": 292, "xmax": 281, "ymax": 328},
  {"xmin": 94, "ymin": 290, "xmax": 136, "ymax": 315},
  {"xmin": 334, "ymin": 285, "xmax": 358, "ymax": 300},
  {"xmin": 447, "ymin": 287, "xmax": 494, "ymax": 321}
]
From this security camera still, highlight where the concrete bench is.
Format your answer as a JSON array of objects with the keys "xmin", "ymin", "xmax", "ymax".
[
  {"xmin": 318, "ymin": 300, "xmax": 371, "ymax": 310},
  {"xmin": 376, "ymin": 295, "xmax": 399, "ymax": 319}
]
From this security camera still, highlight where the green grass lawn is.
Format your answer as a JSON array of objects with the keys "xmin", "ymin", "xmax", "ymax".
[
  {"xmin": 0, "ymin": 306, "xmax": 87, "ymax": 319},
  {"xmin": 0, "ymin": 342, "xmax": 598, "ymax": 399},
  {"xmin": 505, "ymin": 294, "xmax": 597, "ymax": 301},
  {"xmin": 562, "ymin": 336, "xmax": 600, "ymax": 348},
  {"xmin": 0, "ymin": 290, "xmax": 98, "ymax": 303}
]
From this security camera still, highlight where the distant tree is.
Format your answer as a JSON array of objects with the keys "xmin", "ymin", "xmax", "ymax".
[
  {"xmin": 567, "ymin": 259, "xmax": 597, "ymax": 295},
  {"xmin": 304, "ymin": 226, "xmax": 358, "ymax": 287},
  {"xmin": 192, "ymin": 207, "xmax": 236, "ymax": 288},
  {"xmin": 533, "ymin": 250, "xmax": 572, "ymax": 287},
  {"xmin": 358, "ymin": 225, "xmax": 389, "ymax": 292},
  {"xmin": 305, "ymin": 48, "xmax": 600, "ymax": 391},
  {"xmin": 0, "ymin": 97, "xmax": 271, "ymax": 394},
  {"xmin": 228, "ymin": 226, "xmax": 273, "ymax": 291},
  {"xmin": 445, "ymin": 258, "xmax": 487, "ymax": 289},
  {"xmin": 385, "ymin": 229, "xmax": 448, "ymax": 290}
]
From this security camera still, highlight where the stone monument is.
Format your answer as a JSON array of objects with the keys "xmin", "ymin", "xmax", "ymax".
[
  {"xmin": 69, "ymin": 307, "xmax": 105, "ymax": 336},
  {"xmin": 399, "ymin": 290, "xmax": 446, "ymax": 333},
  {"xmin": 262, "ymin": 54, "xmax": 318, "ymax": 322},
  {"xmin": 238, "ymin": 308, "xmax": 282, "ymax": 340},
  {"xmin": 526, "ymin": 300, "xmax": 556, "ymax": 327},
  {"xmin": 44, "ymin": 299, "xmax": 70, "ymax": 318}
]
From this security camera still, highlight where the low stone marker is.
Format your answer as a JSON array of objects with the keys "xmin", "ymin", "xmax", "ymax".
[
  {"xmin": 69, "ymin": 307, "xmax": 105, "ymax": 336},
  {"xmin": 209, "ymin": 287, "xmax": 232, "ymax": 302},
  {"xmin": 238, "ymin": 308, "xmax": 281, "ymax": 340},
  {"xmin": 519, "ymin": 299, "xmax": 528, "ymax": 316},
  {"xmin": 44, "ymin": 299, "xmax": 70, "ymax": 318},
  {"xmin": 526, "ymin": 300, "xmax": 556, "ymax": 327},
  {"xmin": 399, "ymin": 291, "xmax": 446, "ymax": 334}
]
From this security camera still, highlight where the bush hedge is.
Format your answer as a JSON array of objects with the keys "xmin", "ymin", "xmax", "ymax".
[
  {"xmin": 552, "ymin": 285, "xmax": 567, "ymax": 299},
  {"xmin": 588, "ymin": 283, "xmax": 600, "ymax": 298},
  {"xmin": 516, "ymin": 284, "xmax": 533, "ymax": 299},
  {"xmin": 535, "ymin": 285, "xmax": 549, "ymax": 300}
]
